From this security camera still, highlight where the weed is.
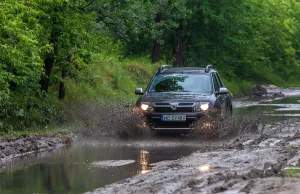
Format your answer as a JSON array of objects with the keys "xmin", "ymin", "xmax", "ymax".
[{"xmin": 282, "ymin": 167, "xmax": 300, "ymax": 177}]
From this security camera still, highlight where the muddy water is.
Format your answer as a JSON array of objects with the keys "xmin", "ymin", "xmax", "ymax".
[
  {"xmin": 0, "ymin": 144, "xmax": 200, "ymax": 194},
  {"xmin": 0, "ymin": 96, "xmax": 300, "ymax": 194},
  {"xmin": 234, "ymin": 96, "xmax": 300, "ymax": 124}
]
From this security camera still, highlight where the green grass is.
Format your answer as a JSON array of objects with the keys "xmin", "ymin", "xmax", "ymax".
[
  {"xmin": 65, "ymin": 52, "xmax": 254, "ymax": 101},
  {"xmin": 0, "ymin": 117, "xmax": 87, "ymax": 138},
  {"xmin": 282, "ymin": 167, "xmax": 300, "ymax": 177},
  {"xmin": 223, "ymin": 79, "xmax": 253, "ymax": 97},
  {"xmin": 65, "ymin": 52, "xmax": 300, "ymax": 101},
  {"xmin": 0, "ymin": 126, "xmax": 68, "ymax": 138},
  {"xmin": 3, "ymin": 50, "xmax": 300, "ymax": 137},
  {"xmin": 65, "ymin": 53, "xmax": 162, "ymax": 103},
  {"xmin": 222, "ymin": 72, "xmax": 300, "ymax": 97}
]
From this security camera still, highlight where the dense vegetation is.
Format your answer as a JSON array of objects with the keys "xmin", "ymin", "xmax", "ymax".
[{"xmin": 1, "ymin": 0, "xmax": 300, "ymax": 132}]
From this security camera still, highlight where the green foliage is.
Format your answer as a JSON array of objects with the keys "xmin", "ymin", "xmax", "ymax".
[
  {"xmin": 0, "ymin": 1, "xmax": 43, "ymax": 95},
  {"xmin": 65, "ymin": 53, "xmax": 160, "ymax": 103},
  {"xmin": 282, "ymin": 167, "xmax": 300, "ymax": 177},
  {"xmin": 222, "ymin": 79, "xmax": 253, "ymax": 97},
  {"xmin": 1, "ymin": 0, "xmax": 300, "ymax": 133},
  {"xmin": 0, "ymin": 0, "xmax": 96, "ymax": 132},
  {"xmin": 40, "ymin": 1, "xmax": 96, "ymax": 77},
  {"xmin": 0, "ymin": 1, "xmax": 45, "ymax": 131},
  {"xmin": 98, "ymin": 0, "xmax": 300, "ymax": 84}
]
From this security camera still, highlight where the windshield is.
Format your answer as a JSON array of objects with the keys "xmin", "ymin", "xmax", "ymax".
[{"xmin": 148, "ymin": 74, "xmax": 212, "ymax": 93}]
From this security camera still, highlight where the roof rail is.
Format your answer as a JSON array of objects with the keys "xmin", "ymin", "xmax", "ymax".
[
  {"xmin": 205, "ymin": 64, "xmax": 213, "ymax": 73},
  {"xmin": 158, "ymin": 65, "xmax": 171, "ymax": 73}
]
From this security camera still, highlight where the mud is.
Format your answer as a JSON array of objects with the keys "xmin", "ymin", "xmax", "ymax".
[
  {"xmin": 68, "ymin": 102, "xmax": 151, "ymax": 139},
  {"xmin": 65, "ymin": 97, "xmax": 300, "ymax": 193},
  {"xmin": 70, "ymin": 100, "xmax": 262, "ymax": 144},
  {"xmin": 233, "ymin": 87, "xmax": 300, "ymax": 108},
  {"xmin": 86, "ymin": 118, "xmax": 300, "ymax": 194},
  {"xmin": 0, "ymin": 91, "xmax": 299, "ymax": 193},
  {"xmin": 0, "ymin": 133, "xmax": 71, "ymax": 169}
]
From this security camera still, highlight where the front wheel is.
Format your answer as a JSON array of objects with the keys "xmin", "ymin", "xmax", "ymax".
[{"xmin": 191, "ymin": 115, "xmax": 220, "ymax": 138}]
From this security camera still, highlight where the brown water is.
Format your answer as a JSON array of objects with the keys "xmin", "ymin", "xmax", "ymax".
[
  {"xmin": 1, "ymin": 96, "xmax": 300, "ymax": 194},
  {"xmin": 233, "ymin": 96, "xmax": 300, "ymax": 124},
  {"xmin": 0, "ymin": 144, "xmax": 199, "ymax": 194}
]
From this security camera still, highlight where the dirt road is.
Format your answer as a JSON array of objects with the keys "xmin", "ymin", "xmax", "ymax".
[
  {"xmin": 86, "ymin": 119, "xmax": 300, "ymax": 194},
  {"xmin": 1, "ymin": 87, "xmax": 300, "ymax": 194}
]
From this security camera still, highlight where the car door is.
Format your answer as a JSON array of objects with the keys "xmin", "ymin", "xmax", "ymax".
[
  {"xmin": 212, "ymin": 73, "xmax": 226, "ymax": 118},
  {"xmin": 215, "ymin": 72, "xmax": 231, "ymax": 116}
]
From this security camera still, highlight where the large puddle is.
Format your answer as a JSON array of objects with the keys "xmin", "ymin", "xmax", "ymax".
[
  {"xmin": 0, "ymin": 96, "xmax": 300, "ymax": 194},
  {"xmin": 0, "ymin": 144, "xmax": 200, "ymax": 194},
  {"xmin": 234, "ymin": 96, "xmax": 300, "ymax": 124}
]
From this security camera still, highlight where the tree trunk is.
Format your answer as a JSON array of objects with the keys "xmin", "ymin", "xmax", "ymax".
[
  {"xmin": 58, "ymin": 69, "xmax": 67, "ymax": 100},
  {"xmin": 151, "ymin": 12, "xmax": 163, "ymax": 63},
  {"xmin": 173, "ymin": 21, "xmax": 184, "ymax": 67},
  {"xmin": 58, "ymin": 54, "xmax": 71, "ymax": 100},
  {"xmin": 60, "ymin": 163, "xmax": 71, "ymax": 190},
  {"xmin": 152, "ymin": 39, "xmax": 160, "ymax": 63},
  {"xmin": 40, "ymin": 55, "xmax": 55, "ymax": 92},
  {"xmin": 40, "ymin": 17, "xmax": 59, "ymax": 92}
]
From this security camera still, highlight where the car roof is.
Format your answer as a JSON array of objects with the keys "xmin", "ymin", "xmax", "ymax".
[{"xmin": 160, "ymin": 67, "xmax": 217, "ymax": 74}]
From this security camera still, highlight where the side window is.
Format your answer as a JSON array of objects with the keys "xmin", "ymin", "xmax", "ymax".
[
  {"xmin": 215, "ymin": 73, "xmax": 224, "ymax": 87},
  {"xmin": 212, "ymin": 73, "xmax": 220, "ymax": 92}
]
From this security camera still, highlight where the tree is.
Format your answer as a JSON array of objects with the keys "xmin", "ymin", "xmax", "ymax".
[
  {"xmin": 0, "ymin": 0, "xmax": 46, "ymax": 126},
  {"xmin": 37, "ymin": 0, "xmax": 96, "ymax": 99},
  {"xmin": 0, "ymin": 0, "xmax": 97, "ymax": 129}
]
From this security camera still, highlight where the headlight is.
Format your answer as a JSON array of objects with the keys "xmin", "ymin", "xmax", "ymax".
[
  {"xmin": 194, "ymin": 102, "xmax": 209, "ymax": 112},
  {"xmin": 140, "ymin": 103, "xmax": 153, "ymax": 112},
  {"xmin": 200, "ymin": 103, "xmax": 209, "ymax": 111},
  {"xmin": 141, "ymin": 104, "xmax": 149, "ymax": 111}
]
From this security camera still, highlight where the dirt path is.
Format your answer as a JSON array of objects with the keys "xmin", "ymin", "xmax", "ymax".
[
  {"xmin": 0, "ymin": 133, "xmax": 71, "ymax": 170},
  {"xmin": 233, "ymin": 87, "xmax": 300, "ymax": 108},
  {"xmin": 86, "ymin": 119, "xmax": 300, "ymax": 194},
  {"xmin": 0, "ymin": 89, "xmax": 299, "ymax": 193}
]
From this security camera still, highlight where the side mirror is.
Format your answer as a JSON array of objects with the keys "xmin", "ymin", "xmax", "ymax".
[
  {"xmin": 217, "ymin": 87, "xmax": 229, "ymax": 95},
  {"xmin": 135, "ymin": 88, "xmax": 144, "ymax": 95}
]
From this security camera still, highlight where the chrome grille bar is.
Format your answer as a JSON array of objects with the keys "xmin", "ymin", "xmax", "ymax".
[{"xmin": 153, "ymin": 102, "xmax": 195, "ymax": 112}]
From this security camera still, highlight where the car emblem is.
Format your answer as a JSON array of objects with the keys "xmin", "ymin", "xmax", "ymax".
[{"xmin": 170, "ymin": 103, "xmax": 178, "ymax": 111}]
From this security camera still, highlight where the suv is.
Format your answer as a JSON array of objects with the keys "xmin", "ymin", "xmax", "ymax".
[{"xmin": 135, "ymin": 65, "xmax": 232, "ymax": 131}]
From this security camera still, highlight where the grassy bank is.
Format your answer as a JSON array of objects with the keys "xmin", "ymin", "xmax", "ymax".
[
  {"xmin": 65, "ymin": 53, "xmax": 300, "ymax": 102},
  {"xmin": 65, "ymin": 53, "xmax": 162, "ymax": 103},
  {"xmin": 2, "ymin": 52, "xmax": 299, "ymax": 137}
]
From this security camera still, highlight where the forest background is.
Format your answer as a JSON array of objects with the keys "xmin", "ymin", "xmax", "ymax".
[{"xmin": 1, "ymin": 0, "xmax": 300, "ymax": 133}]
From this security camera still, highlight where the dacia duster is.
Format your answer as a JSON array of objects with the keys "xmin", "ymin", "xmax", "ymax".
[{"xmin": 135, "ymin": 65, "xmax": 232, "ymax": 131}]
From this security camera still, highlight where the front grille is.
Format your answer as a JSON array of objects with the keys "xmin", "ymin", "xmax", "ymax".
[
  {"xmin": 154, "ymin": 102, "xmax": 194, "ymax": 113},
  {"xmin": 155, "ymin": 123, "xmax": 192, "ymax": 128},
  {"xmin": 155, "ymin": 107, "xmax": 193, "ymax": 112},
  {"xmin": 178, "ymin": 103, "xmax": 194, "ymax": 106},
  {"xmin": 155, "ymin": 103, "xmax": 170, "ymax": 106}
]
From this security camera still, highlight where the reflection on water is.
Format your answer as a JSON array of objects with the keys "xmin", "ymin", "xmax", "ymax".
[
  {"xmin": 198, "ymin": 164, "xmax": 210, "ymax": 172},
  {"xmin": 234, "ymin": 96, "xmax": 300, "ymax": 124},
  {"xmin": 2, "ymin": 96, "xmax": 299, "ymax": 194},
  {"xmin": 262, "ymin": 96, "xmax": 300, "ymax": 104},
  {"xmin": 140, "ymin": 150, "xmax": 150, "ymax": 174},
  {"xmin": 0, "ymin": 145, "xmax": 199, "ymax": 194},
  {"xmin": 233, "ymin": 105, "xmax": 279, "ymax": 116}
]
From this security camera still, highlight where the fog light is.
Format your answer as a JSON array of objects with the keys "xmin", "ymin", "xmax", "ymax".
[{"xmin": 149, "ymin": 106, "xmax": 154, "ymax": 112}]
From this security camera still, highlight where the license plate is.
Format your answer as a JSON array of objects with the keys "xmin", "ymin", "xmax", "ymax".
[{"xmin": 161, "ymin": 115, "xmax": 186, "ymax": 121}]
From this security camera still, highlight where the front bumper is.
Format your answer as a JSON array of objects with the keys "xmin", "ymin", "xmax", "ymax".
[{"xmin": 144, "ymin": 112, "xmax": 204, "ymax": 130}]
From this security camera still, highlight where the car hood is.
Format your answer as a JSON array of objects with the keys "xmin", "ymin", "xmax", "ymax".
[{"xmin": 141, "ymin": 92, "xmax": 211, "ymax": 102}]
